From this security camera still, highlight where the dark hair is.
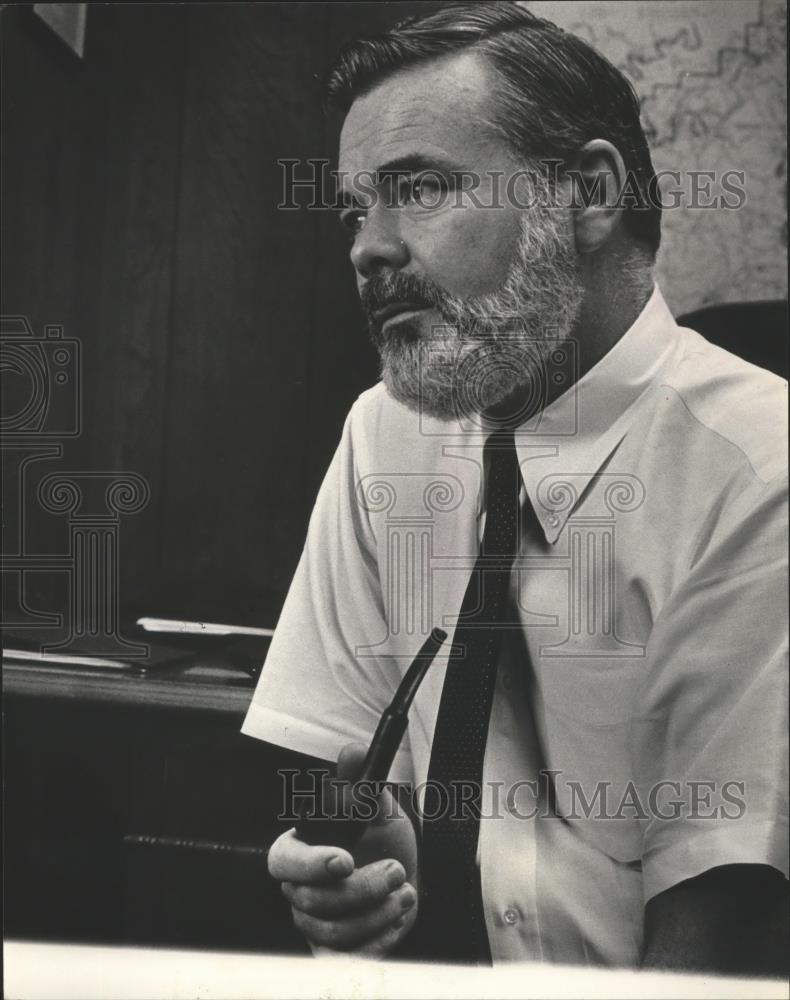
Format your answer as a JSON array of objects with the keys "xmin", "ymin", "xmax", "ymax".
[{"xmin": 326, "ymin": 1, "xmax": 661, "ymax": 256}]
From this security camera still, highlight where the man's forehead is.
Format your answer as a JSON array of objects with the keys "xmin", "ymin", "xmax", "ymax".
[{"xmin": 338, "ymin": 51, "xmax": 501, "ymax": 175}]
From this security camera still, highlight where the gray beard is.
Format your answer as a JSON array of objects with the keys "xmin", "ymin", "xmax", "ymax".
[{"xmin": 376, "ymin": 211, "xmax": 584, "ymax": 424}]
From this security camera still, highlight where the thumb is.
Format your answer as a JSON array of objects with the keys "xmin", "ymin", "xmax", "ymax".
[{"xmin": 336, "ymin": 741, "xmax": 367, "ymax": 782}]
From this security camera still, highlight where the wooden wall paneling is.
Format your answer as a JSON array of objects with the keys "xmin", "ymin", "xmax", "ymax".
[
  {"xmin": 1, "ymin": 6, "xmax": 101, "ymax": 341},
  {"xmin": 85, "ymin": 5, "xmax": 188, "ymax": 615},
  {"xmin": 162, "ymin": 4, "xmax": 330, "ymax": 625},
  {"xmin": 1, "ymin": 6, "xmax": 186, "ymax": 623},
  {"xmin": 1, "ymin": 7, "xmax": 115, "ymax": 617}
]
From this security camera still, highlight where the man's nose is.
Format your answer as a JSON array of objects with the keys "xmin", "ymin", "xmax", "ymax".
[{"xmin": 349, "ymin": 207, "xmax": 409, "ymax": 278}]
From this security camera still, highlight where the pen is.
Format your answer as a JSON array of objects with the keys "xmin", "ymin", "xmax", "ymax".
[{"xmin": 295, "ymin": 626, "xmax": 448, "ymax": 850}]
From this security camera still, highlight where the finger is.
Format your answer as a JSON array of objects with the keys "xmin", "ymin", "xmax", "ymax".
[
  {"xmin": 268, "ymin": 827, "xmax": 354, "ymax": 884},
  {"xmin": 292, "ymin": 881, "xmax": 417, "ymax": 951},
  {"xmin": 367, "ymin": 783, "xmax": 400, "ymax": 829},
  {"xmin": 355, "ymin": 903, "xmax": 418, "ymax": 959},
  {"xmin": 336, "ymin": 742, "xmax": 367, "ymax": 782},
  {"xmin": 314, "ymin": 901, "xmax": 417, "ymax": 961},
  {"xmin": 282, "ymin": 857, "xmax": 407, "ymax": 918}
]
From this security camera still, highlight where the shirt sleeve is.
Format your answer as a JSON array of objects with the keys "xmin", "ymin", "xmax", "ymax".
[
  {"xmin": 241, "ymin": 404, "xmax": 413, "ymax": 782},
  {"xmin": 631, "ymin": 472, "xmax": 788, "ymax": 904}
]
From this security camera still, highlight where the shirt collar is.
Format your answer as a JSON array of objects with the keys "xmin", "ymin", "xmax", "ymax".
[{"xmin": 514, "ymin": 285, "xmax": 682, "ymax": 544}]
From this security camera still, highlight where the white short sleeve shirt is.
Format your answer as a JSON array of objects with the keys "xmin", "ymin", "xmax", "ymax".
[{"xmin": 242, "ymin": 287, "xmax": 788, "ymax": 967}]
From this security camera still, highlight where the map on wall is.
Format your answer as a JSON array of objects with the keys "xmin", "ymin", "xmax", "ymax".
[{"xmin": 526, "ymin": 0, "xmax": 787, "ymax": 315}]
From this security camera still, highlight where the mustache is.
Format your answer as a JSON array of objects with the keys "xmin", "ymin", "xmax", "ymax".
[{"xmin": 360, "ymin": 272, "xmax": 450, "ymax": 329}]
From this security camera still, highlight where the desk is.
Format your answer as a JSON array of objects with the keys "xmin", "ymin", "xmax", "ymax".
[
  {"xmin": 3, "ymin": 652, "xmax": 312, "ymax": 954},
  {"xmin": 5, "ymin": 941, "xmax": 787, "ymax": 1000}
]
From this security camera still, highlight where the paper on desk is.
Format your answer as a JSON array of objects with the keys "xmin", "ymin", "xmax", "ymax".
[{"xmin": 137, "ymin": 617, "xmax": 275, "ymax": 637}]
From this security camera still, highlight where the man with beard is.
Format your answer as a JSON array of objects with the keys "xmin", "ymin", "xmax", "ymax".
[{"xmin": 243, "ymin": 2, "xmax": 788, "ymax": 973}]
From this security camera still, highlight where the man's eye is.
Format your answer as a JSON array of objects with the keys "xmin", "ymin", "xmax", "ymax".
[
  {"xmin": 340, "ymin": 211, "xmax": 366, "ymax": 238},
  {"xmin": 397, "ymin": 174, "xmax": 448, "ymax": 207}
]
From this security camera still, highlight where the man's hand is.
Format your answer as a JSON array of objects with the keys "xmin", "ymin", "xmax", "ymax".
[{"xmin": 268, "ymin": 743, "xmax": 419, "ymax": 958}]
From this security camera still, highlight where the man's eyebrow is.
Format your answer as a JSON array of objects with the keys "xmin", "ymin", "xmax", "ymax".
[
  {"xmin": 375, "ymin": 154, "xmax": 459, "ymax": 177},
  {"xmin": 338, "ymin": 153, "xmax": 461, "ymax": 207}
]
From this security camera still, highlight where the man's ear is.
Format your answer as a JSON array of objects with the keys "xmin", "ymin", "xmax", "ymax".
[{"xmin": 567, "ymin": 139, "xmax": 627, "ymax": 254}]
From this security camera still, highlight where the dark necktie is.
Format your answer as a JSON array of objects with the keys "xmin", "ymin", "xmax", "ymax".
[{"xmin": 415, "ymin": 429, "xmax": 521, "ymax": 964}]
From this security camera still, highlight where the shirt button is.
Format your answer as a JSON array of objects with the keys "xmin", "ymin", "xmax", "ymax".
[
  {"xmin": 547, "ymin": 514, "xmax": 559, "ymax": 528},
  {"xmin": 503, "ymin": 907, "xmax": 519, "ymax": 926}
]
